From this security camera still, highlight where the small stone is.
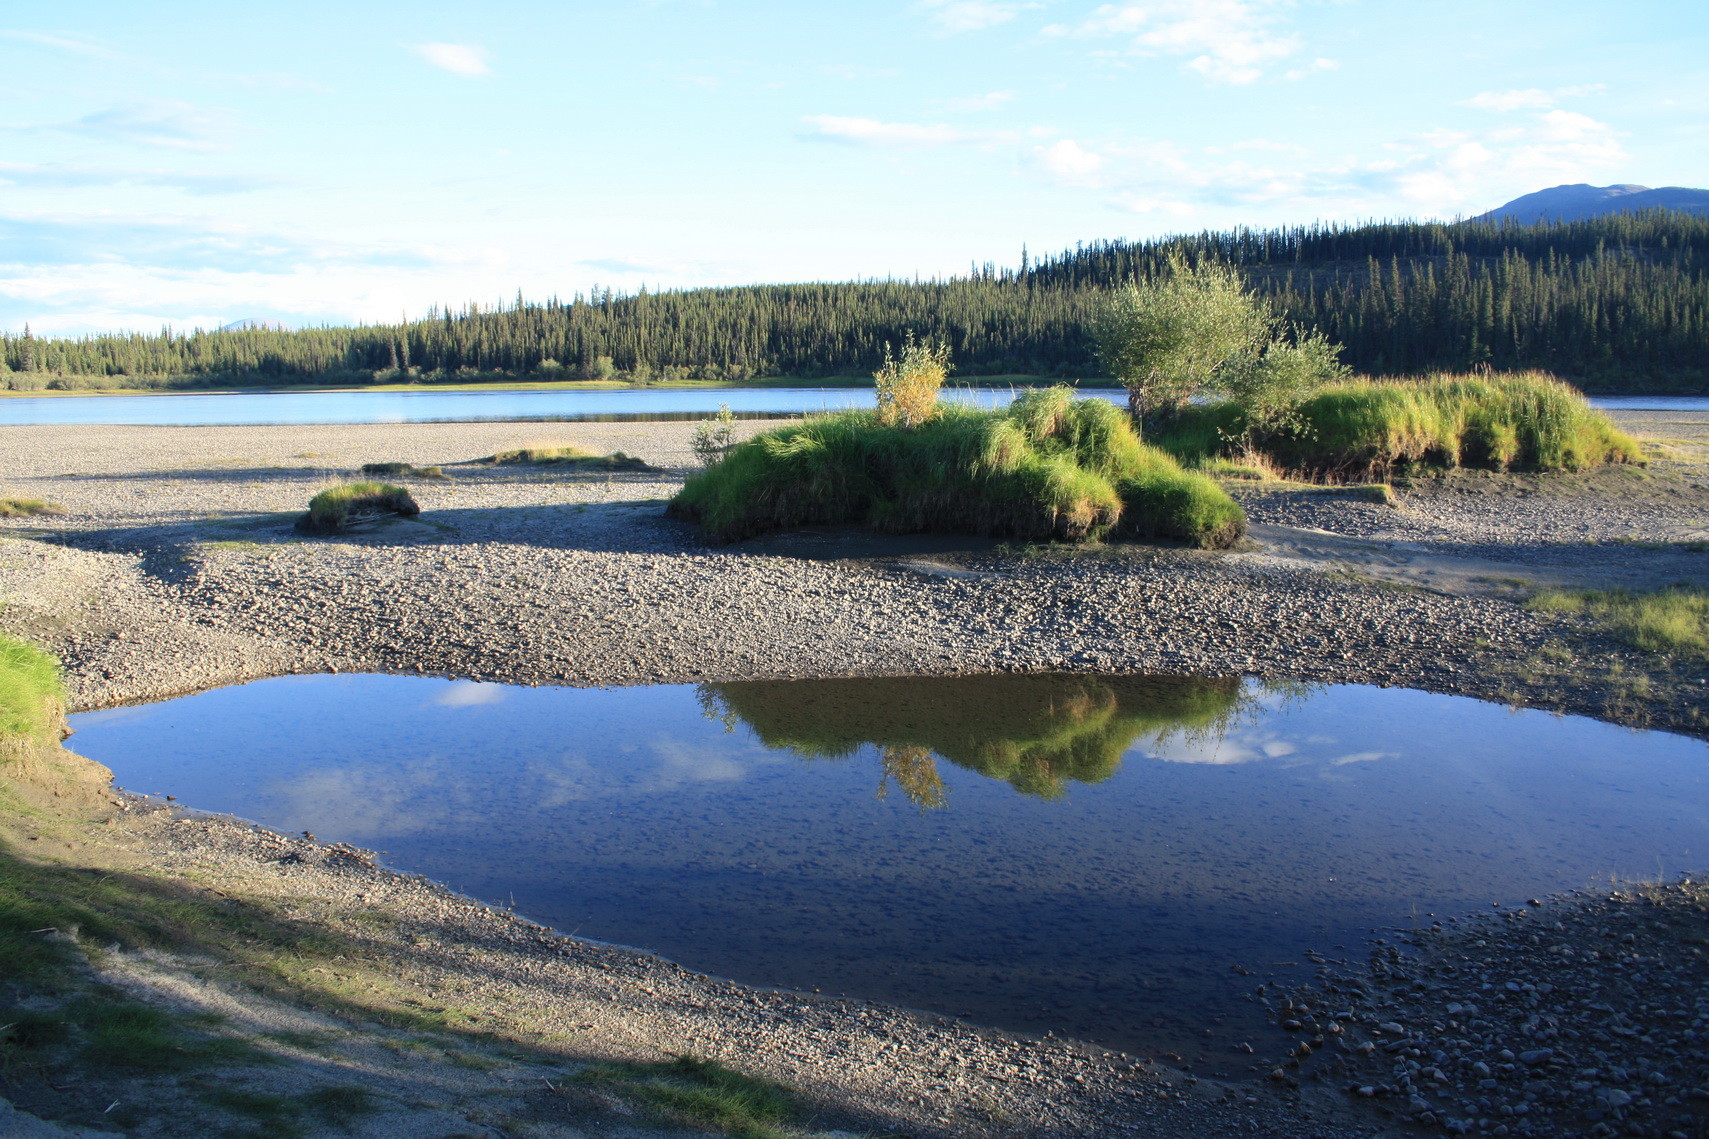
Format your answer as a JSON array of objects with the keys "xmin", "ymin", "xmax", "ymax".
[{"xmin": 1519, "ymin": 1049, "xmax": 1553, "ymax": 1066}]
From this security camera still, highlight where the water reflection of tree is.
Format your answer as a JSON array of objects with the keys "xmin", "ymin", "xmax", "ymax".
[{"xmin": 699, "ymin": 674, "xmax": 1289, "ymax": 807}]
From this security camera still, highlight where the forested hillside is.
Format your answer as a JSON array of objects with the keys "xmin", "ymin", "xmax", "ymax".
[{"xmin": 5, "ymin": 211, "xmax": 1705, "ymax": 391}]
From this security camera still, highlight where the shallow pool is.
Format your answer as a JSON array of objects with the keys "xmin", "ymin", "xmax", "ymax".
[{"xmin": 67, "ymin": 673, "xmax": 1709, "ymax": 1071}]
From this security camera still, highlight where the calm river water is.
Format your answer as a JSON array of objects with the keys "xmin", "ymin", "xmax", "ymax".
[
  {"xmin": 66, "ymin": 672, "xmax": 1709, "ymax": 1071},
  {"xmin": 0, "ymin": 387, "xmax": 1701, "ymax": 427}
]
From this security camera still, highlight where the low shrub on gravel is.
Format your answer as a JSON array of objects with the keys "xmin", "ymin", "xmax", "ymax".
[
  {"xmin": 1529, "ymin": 585, "xmax": 1709, "ymax": 658},
  {"xmin": 667, "ymin": 386, "xmax": 1244, "ymax": 547},
  {"xmin": 0, "ymin": 498, "xmax": 64, "ymax": 518},
  {"xmin": 486, "ymin": 445, "xmax": 654, "ymax": 471},
  {"xmin": 297, "ymin": 482, "xmax": 420, "ymax": 534},
  {"xmin": 1153, "ymin": 371, "xmax": 1640, "ymax": 479}
]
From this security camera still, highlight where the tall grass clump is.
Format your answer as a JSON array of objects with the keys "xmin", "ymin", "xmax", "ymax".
[
  {"xmin": 1158, "ymin": 371, "xmax": 1639, "ymax": 479},
  {"xmin": 296, "ymin": 482, "xmax": 419, "ymax": 533},
  {"xmin": 668, "ymin": 386, "xmax": 1244, "ymax": 547}
]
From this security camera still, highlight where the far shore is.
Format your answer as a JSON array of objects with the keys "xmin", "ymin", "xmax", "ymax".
[{"xmin": 0, "ymin": 373, "xmax": 1125, "ymax": 398}]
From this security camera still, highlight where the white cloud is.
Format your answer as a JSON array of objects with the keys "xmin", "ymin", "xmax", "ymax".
[
  {"xmin": 800, "ymin": 115, "xmax": 1005, "ymax": 147},
  {"xmin": 943, "ymin": 90, "xmax": 1017, "ymax": 111},
  {"xmin": 918, "ymin": 0, "xmax": 1044, "ymax": 33},
  {"xmin": 1033, "ymin": 138, "xmax": 1106, "ymax": 183},
  {"xmin": 1461, "ymin": 83, "xmax": 1607, "ymax": 112},
  {"xmin": 1086, "ymin": 106, "xmax": 1629, "ymax": 222},
  {"xmin": 412, "ymin": 42, "xmax": 491, "ymax": 77},
  {"xmin": 1462, "ymin": 88, "xmax": 1557, "ymax": 112},
  {"xmin": 60, "ymin": 101, "xmax": 233, "ymax": 151},
  {"xmin": 1283, "ymin": 56, "xmax": 1339, "ymax": 81},
  {"xmin": 1043, "ymin": 0, "xmax": 1301, "ymax": 85}
]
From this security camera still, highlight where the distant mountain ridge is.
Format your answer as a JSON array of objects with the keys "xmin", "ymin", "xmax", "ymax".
[{"xmin": 1476, "ymin": 183, "xmax": 1709, "ymax": 225}]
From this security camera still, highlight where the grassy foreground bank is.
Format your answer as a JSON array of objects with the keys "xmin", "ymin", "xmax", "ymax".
[
  {"xmin": 0, "ymin": 635, "xmax": 822, "ymax": 1137},
  {"xmin": 669, "ymin": 386, "xmax": 1245, "ymax": 547}
]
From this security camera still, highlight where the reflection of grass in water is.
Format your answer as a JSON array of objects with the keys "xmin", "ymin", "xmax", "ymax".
[{"xmin": 701, "ymin": 673, "xmax": 1267, "ymax": 803}]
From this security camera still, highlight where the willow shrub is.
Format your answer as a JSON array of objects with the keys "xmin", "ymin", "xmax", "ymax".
[
  {"xmin": 1153, "ymin": 371, "xmax": 1640, "ymax": 479},
  {"xmin": 668, "ymin": 387, "xmax": 1244, "ymax": 548}
]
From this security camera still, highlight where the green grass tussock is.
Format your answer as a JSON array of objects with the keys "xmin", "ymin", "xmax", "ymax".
[
  {"xmin": 1158, "ymin": 371, "xmax": 1640, "ymax": 479},
  {"xmin": 1529, "ymin": 585, "xmax": 1709, "ymax": 659},
  {"xmin": 0, "ymin": 633, "xmax": 62, "ymax": 753},
  {"xmin": 668, "ymin": 386, "xmax": 1244, "ymax": 548},
  {"xmin": 486, "ymin": 444, "xmax": 655, "ymax": 470},
  {"xmin": 0, "ymin": 498, "xmax": 64, "ymax": 518},
  {"xmin": 296, "ymin": 482, "xmax": 420, "ymax": 533}
]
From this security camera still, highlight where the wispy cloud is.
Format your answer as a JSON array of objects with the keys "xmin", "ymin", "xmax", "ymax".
[
  {"xmin": 917, "ymin": 0, "xmax": 1045, "ymax": 33},
  {"xmin": 942, "ymin": 90, "xmax": 1017, "ymax": 111},
  {"xmin": 0, "ymin": 162, "xmax": 273, "ymax": 196},
  {"xmin": 411, "ymin": 42, "xmax": 491, "ymax": 77},
  {"xmin": 0, "ymin": 29, "xmax": 121, "ymax": 59},
  {"xmin": 1461, "ymin": 83, "xmax": 1606, "ymax": 112},
  {"xmin": 800, "ymin": 115, "xmax": 1012, "ymax": 147},
  {"xmin": 59, "ymin": 101, "xmax": 234, "ymax": 151},
  {"xmin": 1043, "ymin": 0, "xmax": 1305, "ymax": 85}
]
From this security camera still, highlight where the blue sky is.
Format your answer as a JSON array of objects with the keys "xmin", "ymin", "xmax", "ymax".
[{"xmin": 3, "ymin": 0, "xmax": 1705, "ymax": 336}]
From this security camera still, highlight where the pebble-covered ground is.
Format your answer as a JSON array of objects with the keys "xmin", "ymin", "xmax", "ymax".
[{"xmin": 0, "ymin": 413, "xmax": 1707, "ymax": 1137}]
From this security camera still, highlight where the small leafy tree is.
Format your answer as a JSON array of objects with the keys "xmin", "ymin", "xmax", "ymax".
[
  {"xmin": 691, "ymin": 403, "xmax": 739, "ymax": 468},
  {"xmin": 1223, "ymin": 326, "xmax": 1350, "ymax": 440},
  {"xmin": 1092, "ymin": 253, "xmax": 1272, "ymax": 427},
  {"xmin": 874, "ymin": 333, "xmax": 951, "ymax": 428}
]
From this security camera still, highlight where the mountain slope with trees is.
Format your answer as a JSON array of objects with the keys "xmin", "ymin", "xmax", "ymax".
[{"xmin": 5, "ymin": 211, "xmax": 1706, "ymax": 392}]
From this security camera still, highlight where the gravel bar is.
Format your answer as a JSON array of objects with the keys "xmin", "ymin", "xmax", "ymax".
[{"xmin": 1, "ymin": 415, "xmax": 1707, "ymax": 1137}]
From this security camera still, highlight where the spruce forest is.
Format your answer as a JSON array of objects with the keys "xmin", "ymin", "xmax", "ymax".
[{"xmin": 5, "ymin": 211, "xmax": 1706, "ymax": 392}]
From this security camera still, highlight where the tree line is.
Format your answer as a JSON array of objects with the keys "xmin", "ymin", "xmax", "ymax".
[{"xmin": 4, "ymin": 211, "xmax": 1705, "ymax": 391}]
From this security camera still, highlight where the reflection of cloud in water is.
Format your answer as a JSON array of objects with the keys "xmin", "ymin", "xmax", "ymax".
[
  {"xmin": 1330, "ymin": 751, "xmax": 1395, "ymax": 766},
  {"xmin": 435, "ymin": 681, "xmax": 506, "ymax": 707},
  {"xmin": 1145, "ymin": 729, "xmax": 1398, "ymax": 768},
  {"xmin": 262, "ymin": 734, "xmax": 778, "ymax": 837},
  {"xmin": 269, "ymin": 766, "xmax": 457, "ymax": 836},
  {"xmin": 643, "ymin": 735, "xmax": 749, "ymax": 789}
]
